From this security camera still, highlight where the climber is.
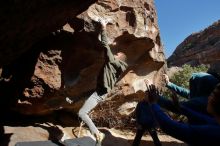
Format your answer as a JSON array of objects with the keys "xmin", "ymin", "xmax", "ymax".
[{"xmin": 73, "ymin": 18, "xmax": 128, "ymax": 146}]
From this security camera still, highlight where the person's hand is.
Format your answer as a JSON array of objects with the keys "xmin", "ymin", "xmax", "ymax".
[
  {"xmin": 163, "ymin": 74, "xmax": 170, "ymax": 85},
  {"xmin": 147, "ymin": 84, "xmax": 160, "ymax": 104},
  {"xmin": 144, "ymin": 79, "xmax": 152, "ymax": 86},
  {"xmin": 98, "ymin": 18, "xmax": 107, "ymax": 29}
]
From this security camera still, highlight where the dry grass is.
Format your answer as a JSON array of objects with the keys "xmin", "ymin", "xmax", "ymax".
[{"xmin": 90, "ymin": 100, "xmax": 136, "ymax": 129}]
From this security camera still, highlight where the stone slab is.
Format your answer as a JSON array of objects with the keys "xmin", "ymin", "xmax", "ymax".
[
  {"xmin": 15, "ymin": 140, "xmax": 60, "ymax": 146},
  {"xmin": 15, "ymin": 137, "xmax": 96, "ymax": 146},
  {"xmin": 64, "ymin": 137, "xmax": 96, "ymax": 146}
]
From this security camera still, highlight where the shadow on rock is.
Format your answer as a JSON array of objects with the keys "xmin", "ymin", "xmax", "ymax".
[
  {"xmin": 35, "ymin": 122, "xmax": 63, "ymax": 141},
  {"xmin": 0, "ymin": 125, "xmax": 12, "ymax": 146}
]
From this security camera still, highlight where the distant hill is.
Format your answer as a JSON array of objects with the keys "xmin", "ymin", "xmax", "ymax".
[{"xmin": 167, "ymin": 20, "xmax": 220, "ymax": 70}]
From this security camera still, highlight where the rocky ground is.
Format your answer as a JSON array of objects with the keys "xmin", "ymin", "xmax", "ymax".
[{"xmin": 1, "ymin": 118, "xmax": 186, "ymax": 146}]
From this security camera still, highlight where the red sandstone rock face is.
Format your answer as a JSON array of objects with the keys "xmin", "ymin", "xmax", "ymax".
[
  {"xmin": 0, "ymin": 0, "xmax": 165, "ymax": 115},
  {"xmin": 168, "ymin": 20, "xmax": 220, "ymax": 68},
  {"xmin": 0, "ymin": 0, "xmax": 97, "ymax": 66}
]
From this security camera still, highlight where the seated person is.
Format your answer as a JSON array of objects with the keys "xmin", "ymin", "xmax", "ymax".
[
  {"xmin": 132, "ymin": 79, "xmax": 161, "ymax": 146},
  {"xmin": 159, "ymin": 73, "xmax": 219, "ymax": 115},
  {"xmin": 147, "ymin": 84, "xmax": 220, "ymax": 146}
]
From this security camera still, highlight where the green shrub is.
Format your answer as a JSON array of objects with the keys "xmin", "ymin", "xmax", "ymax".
[
  {"xmin": 164, "ymin": 64, "xmax": 208, "ymax": 98},
  {"xmin": 163, "ymin": 64, "xmax": 208, "ymax": 122},
  {"xmin": 170, "ymin": 64, "xmax": 208, "ymax": 89}
]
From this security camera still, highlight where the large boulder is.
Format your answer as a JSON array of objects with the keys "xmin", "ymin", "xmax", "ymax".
[
  {"xmin": 0, "ymin": 0, "xmax": 97, "ymax": 66},
  {"xmin": 0, "ymin": 0, "xmax": 165, "ymax": 115}
]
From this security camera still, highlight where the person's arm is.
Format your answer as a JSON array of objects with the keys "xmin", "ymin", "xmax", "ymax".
[
  {"xmin": 100, "ymin": 24, "xmax": 127, "ymax": 70},
  {"xmin": 180, "ymin": 105, "xmax": 217, "ymax": 125},
  {"xmin": 166, "ymin": 82, "xmax": 190, "ymax": 98},
  {"xmin": 151, "ymin": 104, "xmax": 192, "ymax": 142},
  {"xmin": 100, "ymin": 26, "xmax": 115, "ymax": 63},
  {"xmin": 151, "ymin": 104, "xmax": 220, "ymax": 145},
  {"xmin": 163, "ymin": 74, "xmax": 189, "ymax": 98}
]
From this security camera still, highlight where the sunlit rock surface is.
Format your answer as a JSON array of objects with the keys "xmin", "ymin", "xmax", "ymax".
[
  {"xmin": 0, "ymin": 0, "xmax": 165, "ymax": 115},
  {"xmin": 168, "ymin": 20, "xmax": 220, "ymax": 69}
]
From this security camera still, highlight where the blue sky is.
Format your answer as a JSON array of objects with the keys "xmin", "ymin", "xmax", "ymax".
[{"xmin": 155, "ymin": 0, "xmax": 220, "ymax": 58}]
